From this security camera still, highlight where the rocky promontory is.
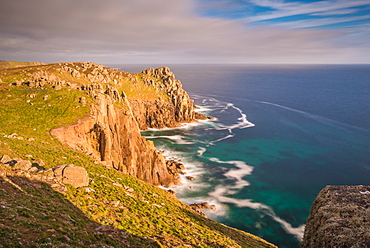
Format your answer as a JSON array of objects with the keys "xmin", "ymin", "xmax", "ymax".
[
  {"xmin": 130, "ymin": 66, "xmax": 207, "ymax": 129},
  {"xmin": 1, "ymin": 61, "xmax": 205, "ymax": 186}
]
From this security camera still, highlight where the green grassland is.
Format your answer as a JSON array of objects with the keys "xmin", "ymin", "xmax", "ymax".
[{"xmin": 0, "ymin": 62, "xmax": 276, "ymax": 247}]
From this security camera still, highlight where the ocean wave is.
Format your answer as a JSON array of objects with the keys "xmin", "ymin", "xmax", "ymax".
[{"xmin": 144, "ymin": 134, "xmax": 195, "ymax": 145}]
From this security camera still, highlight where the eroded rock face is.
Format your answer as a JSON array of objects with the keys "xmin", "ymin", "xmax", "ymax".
[
  {"xmin": 301, "ymin": 185, "xmax": 370, "ymax": 248},
  {"xmin": 51, "ymin": 88, "xmax": 177, "ymax": 186}
]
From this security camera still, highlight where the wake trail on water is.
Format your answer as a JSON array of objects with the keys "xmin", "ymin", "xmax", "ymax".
[
  {"xmin": 257, "ymin": 100, "xmax": 370, "ymax": 133},
  {"xmin": 193, "ymin": 93, "xmax": 369, "ymax": 132}
]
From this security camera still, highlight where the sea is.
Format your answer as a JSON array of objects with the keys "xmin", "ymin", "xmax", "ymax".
[{"xmin": 114, "ymin": 64, "xmax": 370, "ymax": 248}]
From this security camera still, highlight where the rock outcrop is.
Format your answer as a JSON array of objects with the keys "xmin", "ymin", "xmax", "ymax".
[
  {"xmin": 0, "ymin": 155, "xmax": 88, "ymax": 190},
  {"xmin": 301, "ymin": 185, "xmax": 370, "ymax": 248},
  {"xmin": 51, "ymin": 87, "xmax": 178, "ymax": 186},
  {"xmin": 130, "ymin": 66, "xmax": 206, "ymax": 129}
]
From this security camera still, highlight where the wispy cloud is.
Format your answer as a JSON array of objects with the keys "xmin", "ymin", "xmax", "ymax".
[
  {"xmin": 271, "ymin": 14, "xmax": 370, "ymax": 29},
  {"xmin": 311, "ymin": 8, "xmax": 362, "ymax": 16},
  {"xmin": 246, "ymin": 0, "xmax": 370, "ymax": 25}
]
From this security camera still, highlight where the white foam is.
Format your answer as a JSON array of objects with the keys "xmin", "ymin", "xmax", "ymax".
[
  {"xmin": 152, "ymin": 94, "xmax": 304, "ymax": 240},
  {"xmin": 209, "ymin": 158, "xmax": 253, "ymax": 189},
  {"xmin": 209, "ymin": 102, "xmax": 255, "ymax": 132},
  {"xmin": 208, "ymin": 186, "xmax": 270, "ymax": 209},
  {"xmin": 210, "ymin": 134, "xmax": 235, "ymax": 143},
  {"xmin": 268, "ymin": 215, "xmax": 305, "ymax": 241},
  {"xmin": 197, "ymin": 147, "xmax": 207, "ymax": 156},
  {"xmin": 206, "ymin": 157, "xmax": 305, "ymax": 241},
  {"xmin": 145, "ymin": 121, "xmax": 202, "ymax": 132},
  {"xmin": 145, "ymin": 135, "xmax": 194, "ymax": 145}
]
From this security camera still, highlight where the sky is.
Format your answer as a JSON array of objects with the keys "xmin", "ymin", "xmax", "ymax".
[{"xmin": 0, "ymin": 0, "xmax": 369, "ymax": 64}]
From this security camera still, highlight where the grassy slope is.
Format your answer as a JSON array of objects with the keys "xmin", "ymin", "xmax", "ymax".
[
  {"xmin": 0, "ymin": 61, "xmax": 45, "ymax": 70},
  {"xmin": 0, "ymin": 62, "xmax": 276, "ymax": 248}
]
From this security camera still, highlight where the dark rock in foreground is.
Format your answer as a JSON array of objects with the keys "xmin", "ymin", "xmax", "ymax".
[{"xmin": 301, "ymin": 185, "xmax": 370, "ymax": 248}]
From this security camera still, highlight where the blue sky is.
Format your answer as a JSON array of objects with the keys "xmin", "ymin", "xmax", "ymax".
[
  {"xmin": 198, "ymin": 0, "xmax": 370, "ymax": 28},
  {"xmin": 0, "ymin": 0, "xmax": 369, "ymax": 64}
]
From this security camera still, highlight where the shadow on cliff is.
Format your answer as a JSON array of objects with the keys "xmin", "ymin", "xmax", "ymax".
[{"xmin": 0, "ymin": 175, "xmax": 161, "ymax": 248}]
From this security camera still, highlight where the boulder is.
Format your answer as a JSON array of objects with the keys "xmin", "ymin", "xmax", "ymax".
[
  {"xmin": 32, "ymin": 158, "xmax": 45, "ymax": 167},
  {"xmin": 53, "ymin": 164, "xmax": 89, "ymax": 188},
  {"xmin": 13, "ymin": 159, "xmax": 32, "ymax": 171},
  {"xmin": 53, "ymin": 164, "xmax": 68, "ymax": 181}
]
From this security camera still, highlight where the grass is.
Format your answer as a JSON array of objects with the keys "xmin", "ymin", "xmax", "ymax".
[
  {"xmin": 0, "ymin": 61, "xmax": 44, "ymax": 70},
  {"xmin": 0, "ymin": 62, "xmax": 276, "ymax": 247}
]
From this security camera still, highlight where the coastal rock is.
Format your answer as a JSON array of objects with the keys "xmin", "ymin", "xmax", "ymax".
[
  {"xmin": 166, "ymin": 160, "xmax": 185, "ymax": 175},
  {"xmin": 189, "ymin": 202, "xmax": 217, "ymax": 213},
  {"xmin": 301, "ymin": 185, "xmax": 370, "ymax": 248},
  {"xmin": 185, "ymin": 176, "xmax": 195, "ymax": 181}
]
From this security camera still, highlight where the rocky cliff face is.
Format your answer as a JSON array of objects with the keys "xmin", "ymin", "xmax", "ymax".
[
  {"xmin": 7, "ymin": 62, "xmax": 205, "ymax": 186},
  {"xmin": 51, "ymin": 89, "xmax": 177, "ymax": 186},
  {"xmin": 301, "ymin": 185, "xmax": 370, "ymax": 248},
  {"xmin": 130, "ymin": 66, "xmax": 206, "ymax": 129}
]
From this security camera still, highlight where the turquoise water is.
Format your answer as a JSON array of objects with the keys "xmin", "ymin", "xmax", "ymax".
[{"xmin": 119, "ymin": 64, "xmax": 370, "ymax": 248}]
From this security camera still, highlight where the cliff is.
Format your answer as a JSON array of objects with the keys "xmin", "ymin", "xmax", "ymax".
[
  {"xmin": 301, "ymin": 185, "xmax": 370, "ymax": 248},
  {"xmin": 0, "ymin": 61, "xmax": 276, "ymax": 247},
  {"xmin": 50, "ymin": 91, "xmax": 174, "ymax": 186},
  {"xmin": 2, "ymin": 62, "xmax": 206, "ymax": 186}
]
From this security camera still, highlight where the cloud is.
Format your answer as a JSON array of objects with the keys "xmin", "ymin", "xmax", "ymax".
[
  {"xmin": 246, "ymin": 0, "xmax": 370, "ymax": 22},
  {"xmin": 271, "ymin": 14, "xmax": 370, "ymax": 29},
  {"xmin": 0, "ymin": 0, "xmax": 369, "ymax": 63}
]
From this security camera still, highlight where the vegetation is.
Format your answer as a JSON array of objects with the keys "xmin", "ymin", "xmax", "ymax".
[{"xmin": 0, "ymin": 62, "xmax": 276, "ymax": 247}]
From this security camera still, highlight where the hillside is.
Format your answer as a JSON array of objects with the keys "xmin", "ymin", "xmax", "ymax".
[{"xmin": 0, "ymin": 61, "xmax": 276, "ymax": 247}]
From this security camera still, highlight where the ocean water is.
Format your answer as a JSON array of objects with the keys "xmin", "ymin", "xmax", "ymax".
[{"xmin": 117, "ymin": 64, "xmax": 370, "ymax": 248}]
